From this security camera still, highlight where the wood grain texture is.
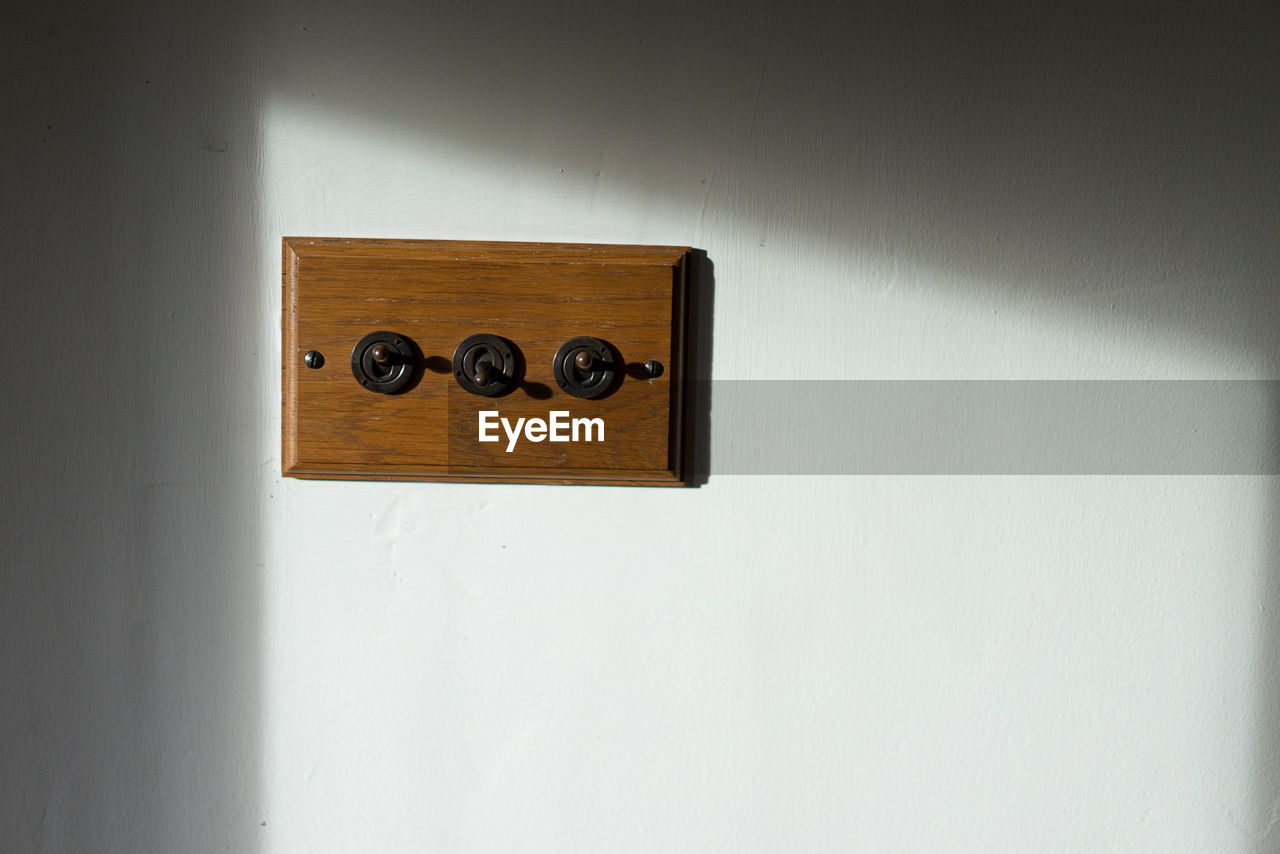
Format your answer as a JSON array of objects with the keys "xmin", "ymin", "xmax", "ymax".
[{"xmin": 283, "ymin": 238, "xmax": 690, "ymax": 485}]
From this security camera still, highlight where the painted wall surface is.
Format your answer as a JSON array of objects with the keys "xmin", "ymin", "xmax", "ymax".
[{"xmin": 4, "ymin": 1, "xmax": 1280, "ymax": 852}]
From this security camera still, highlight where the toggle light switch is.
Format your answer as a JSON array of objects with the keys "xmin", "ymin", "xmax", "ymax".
[
  {"xmin": 553, "ymin": 336, "xmax": 619, "ymax": 399},
  {"xmin": 452, "ymin": 334, "xmax": 518, "ymax": 397},
  {"xmin": 350, "ymin": 330, "xmax": 417, "ymax": 394}
]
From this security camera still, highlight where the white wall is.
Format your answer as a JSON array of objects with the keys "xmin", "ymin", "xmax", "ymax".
[{"xmin": 5, "ymin": 1, "xmax": 1280, "ymax": 852}]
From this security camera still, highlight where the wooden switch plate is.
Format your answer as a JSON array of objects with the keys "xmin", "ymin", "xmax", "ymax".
[{"xmin": 282, "ymin": 238, "xmax": 691, "ymax": 485}]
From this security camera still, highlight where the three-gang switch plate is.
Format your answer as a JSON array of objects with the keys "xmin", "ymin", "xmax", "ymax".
[{"xmin": 282, "ymin": 238, "xmax": 691, "ymax": 485}]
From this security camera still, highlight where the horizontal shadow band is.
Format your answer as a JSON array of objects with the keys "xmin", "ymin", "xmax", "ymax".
[{"xmin": 695, "ymin": 380, "xmax": 1280, "ymax": 475}]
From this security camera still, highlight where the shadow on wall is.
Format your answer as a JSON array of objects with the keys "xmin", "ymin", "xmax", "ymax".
[
  {"xmin": 264, "ymin": 0, "xmax": 1280, "ymax": 371},
  {"xmin": 1, "ymin": 1, "xmax": 265, "ymax": 852},
  {"xmin": 260, "ymin": 0, "xmax": 1280, "ymax": 846}
]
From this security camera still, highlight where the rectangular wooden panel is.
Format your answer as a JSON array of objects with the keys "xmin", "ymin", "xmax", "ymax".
[{"xmin": 283, "ymin": 238, "xmax": 690, "ymax": 485}]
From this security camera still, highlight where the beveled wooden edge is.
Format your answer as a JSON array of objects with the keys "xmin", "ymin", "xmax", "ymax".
[
  {"xmin": 281, "ymin": 237, "xmax": 693, "ymax": 486},
  {"xmin": 282, "ymin": 236, "xmax": 690, "ymax": 266},
  {"xmin": 285, "ymin": 463, "xmax": 685, "ymax": 486},
  {"xmin": 282, "ymin": 473, "xmax": 680, "ymax": 486},
  {"xmin": 670, "ymin": 253, "xmax": 691, "ymax": 483},
  {"xmin": 282, "ymin": 240, "xmax": 302, "ymax": 476},
  {"xmin": 288, "ymin": 476, "xmax": 687, "ymax": 487}
]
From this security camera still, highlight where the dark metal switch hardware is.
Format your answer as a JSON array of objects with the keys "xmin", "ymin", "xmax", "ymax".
[
  {"xmin": 452, "ymin": 333, "xmax": 518, "ymax": 397},
  {"xmin": 351, "ymin": 330, "xmax": 416, "ymax": 394},
  {"xmin": 553, "ymin": 336, "xmax": 619, "ymax": 399}
]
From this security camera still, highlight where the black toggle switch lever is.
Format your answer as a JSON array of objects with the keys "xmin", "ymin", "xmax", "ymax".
[
  {"xmin": 553, "ymin": 336, "xmax": 620, "ymax": 399},
  {"xmin": 452, "ymin": 333, "xmax": 518, "ymax": 397},
  {"xmin": 350, "ymin": 331, "xmax": 417, "ymax": 394}
]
